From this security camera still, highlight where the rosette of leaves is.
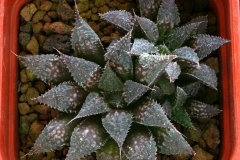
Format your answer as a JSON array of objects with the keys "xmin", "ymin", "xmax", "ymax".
[{"xmin": 19, "ymin": 0, "xmax": 229, "ymax": 159}]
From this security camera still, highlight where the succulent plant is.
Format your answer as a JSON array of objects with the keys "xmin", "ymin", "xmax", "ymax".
[{"xmin": 19, "ymin": 0, "xmax": 229, "ymax": 159}]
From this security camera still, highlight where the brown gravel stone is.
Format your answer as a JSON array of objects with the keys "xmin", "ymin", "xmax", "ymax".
[
  {"xmin": 20, "ymin": 3, "xmax": 38, "ymax": 21},
  {"xmin": 34, "ymin": 105, "xmax": 49, "ymax": 114},
  {"xmin": 29, "ymin": 121, "xmax": 45, "ymax": 141}
]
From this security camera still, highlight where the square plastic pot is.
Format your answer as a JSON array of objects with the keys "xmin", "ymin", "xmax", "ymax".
[{"xmin": 0, "ymin": 0, "xmax": 239, "ymax": 159}]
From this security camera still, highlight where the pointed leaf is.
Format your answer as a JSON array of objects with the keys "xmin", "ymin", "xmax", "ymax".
[
  {"xmin": 157, "ymin": 0, "xmax": 180, "ymax": 32},
  {"xmin": 135, "ymin": 15, "xmax": 159, "ymax": 44},
  {"xmin": 157, "ymin": 44, "xmax": 171, "ymax": 55},
  {"xmin": 157, "ymin": 75, "xmax": 176, "ymax": 95},
  {"xmin": 148, "ymin": 86, "xmax": 165, "ymax": 101},
  {"xmin": 18, "ymin": 54, "xmax": 71, "ymax": 84},
  {"xmin": 182, "ymin": 64, "xmax": 217, "ymax": 90},
  {"xmin": 35, "ymin": 82, "xmax": 88, "ymax": 112},
  {"xmin": 71, "ymin": 7, "xmax": 105, "ymax": 65},
  {"xmin": 66, "ymin": 117, "xmax": 108, "ymax": 159},
  {"xmin": 162, "ymin": 100, "xmax": 172, "ymax": 116},
  {"xmin": 166, "ymin": 22, "xmax": 201, "ymax": 50},
  {"xmin": 96, "ymin": 139, "xmax": 127, "ymax": 160},
  {"xmin": 105, "ymin": 30, "xmax": 133, "ymax": 80},
  {"xmin": 152, "ymin": 127, "xmax": 195, "ymax": 155},
  {"xmin": 172, "ymin": 47, "xmax": 199, "ymax": 66},
  {"xmin": 132, "ymin": 99, "xmax": 174, "ymax": 129},
  {"xmin": 103, "ymin": 92, "xmax": 125, "ymax": 108},
  {"xmin": 99, "ymin": 10, "xmax": 134, "ymax": 32},
  {"xmin": 185, "ymin": 16, "xmax": 208, "ymax": 34},
  {"xmin": 27, "ymin": 113, "xmax": 80, "ymax": 155},
  {"xmin": 192, "ymin": 34, "xmax": 229, "ymax": 60},
  {"xmin": 70, "ymin": 92, "xmax": 111, "ymax": 122},
  {"xmin": 187, "ymin": 100, "xmax": 221, "ymax": 118},
  {"xmin": 173, "ymin": 87, "xmax": 188, "ymax": 108},
  {"xmin": 123, "ymin": 127, "xmax": 157, "ymax": 160},
  {"xmin": 139, "ymin": 0, "xmax": 161, "ymax": 20},
  {"xmin": 123, "ymin": 80, "xmax": 151, "ymax": 105},
  {"xmin": 98, "ymin": 63, "xmax": 124, "ymax": 92},
  {"xmin": 136, "ymin": 53, "xmax": 177, "ymax": 86},
  {"xmin": 60, "ymin": 53, "xmax": 102, "ymax": 91},
  {"xmin": 129, "ymin": 38, "xmax": 159, "ymax": 56},
  {"xmin": 102, "ymin": 110, "xmax": 132, "ymax": 149},
  {"xmin": 171, "ymin": 107, "xmax": 194, "ymax": 128},
  {"xmin": 165, "ymin": 62, "xmax": 181, "ymax": 82},
  {"xmin": 182, "ymin": 81, "xmax": 202, "ymax": 97}
]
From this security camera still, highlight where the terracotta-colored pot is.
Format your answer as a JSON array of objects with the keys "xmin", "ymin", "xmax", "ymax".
[{"xmin": 0, "ymin": 0, "xmax": 239, "ymax": 159}]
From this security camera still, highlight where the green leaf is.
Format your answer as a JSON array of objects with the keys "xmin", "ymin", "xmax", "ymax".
[
  {"xmin": 157, "ymin": 44, "xmax": 171, "ymax": 55},
  {"xmin": 162, "ymin": 100, "xmax": 172, "ymax": 116},
  {"xmin": 132, "ymin": 99, "xmax": 174, "ymax": 129},
  {"xmin": 99, "ymin": 10, "xmax": 134, "ymax": 32},
  {"xmin": 165, "ymin": 62, "xmax": 181, "ymax": 82},
  {"xmin": 170, "ymin": 107, "xmax": 194, "ymax": 128},
  {"xmin": 130, "ymin": 38, "xmax": 159, "ymax": 56},
  {"xmin": 185, "ymin": 16, "xmax": 208, "ymax": 34},
  {"xmin": 191, "ymin": 34, "xmax": 229, "ymax": 60},
  {"xmin": 182, "ymin": 64, "xmax": 218, "ymax": 90},
  {"xmin": 60, "ymin": 53, "xmax": 102, "ymax": 91},
  {"xmin": 123, "ymin": 127, "xmax": 157, "ymax": 160},
  {"xmin": 35, "ymin": 82, "xmax": 88, "ymax": 113},
  {"xmin": 166, "ymin": 22, "xmax": 201, "ymax": 50},
  {"xmin": 18, "ymin": 54, "xmax": 71, "ymax": 84},
  {"xmin": 27, "ymin": 113, "xmax": 80, "ymax": 155},
  {"xmin": 71, "ymin": 7, "xmax": 105, "ymax": 66},
  {"xmin": 173, "ymin": 87, "xmax": 188, "ymax": 108},
  {"xmin": 157, "ymin": 0, "xmax": 180, "ymax": 32},
  {"xmin": 136, "ymin": 53, "xmax": 177, "ymax": 86},
  {"xmin": 123, "ymin": 80, "xmax": 151, "ymax": 105},
  {"xmin": 102, "ymin": 110, "xmax": 132, "ymax": 149},
  {"xmin": 103, "ymin": 92, "xmax": 125, "ymax": 108},
  {"xmin": 66, "ymin": 117, "xmax": 108, "ymax": 159},
  {"xmin": 139, "ymin": 0, "xmax": 161, "ymax": 20},
  {"xmin": 182, "ymin": 81, "xmax": 202, "ymax": 97},
  {"xmin": 157, "ymin": 76, "xmax": 176, "ymax": 95},
  {"xmin": 148, "ymin": 85, "xmax": 165, "ymax": 101},
  {"xmin": 98, "ymin": 63, "xmax": 124, "ymax": 92},
  {"xmin": 172, "ymin": 47, "xmax": 199, "ymax": 66},
  {"xmin": 96, "ymin": 139, "xmax": 127, "ymax": 160},
  {"xmin": 151, "ymin": 127, "xmax": 195, "ymax": 155},
  {"xmin": 69, "ymin": 92, "xmax": 111, "ymax": 123},
  {"xmin": 105, "ymin": 30, "xmax": 133, "ymax": 80},
  {"xmin": 186, "ymin": 100, "xmax": 221, "ymax": 118},
  {"xmin": 135, "ymin": 15, "xmax": 159, "ymax": 44}
]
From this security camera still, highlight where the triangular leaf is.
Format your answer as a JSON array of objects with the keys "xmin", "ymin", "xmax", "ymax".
[
  {"xmin": 103, "ymin": 92, "xmax": 125, "ymax": 108},
  {"xmin": 69, "ymin": 92, "xmax": 111, "ymax": 122},
  {"xmin": 99, "ymin": 10, "xmax": 134, "ymax": 32},
  {"xmin": 60, "ymin": 53, "xmax": 102, "ymax": 91},
  {"xmin": 71, "ymin": 6, "xmax": 105, "ymax": 66},
  {"xmin": 135, "ymin": 15, "xmax": 159, "ymax": 44},
  {"xmin": 170, "ymin": 107, "xmax": 194, "ymax": 128},
  {"xmin": 191, "ymin": 34, "xmax": 229, "ymax": 60},
  {"xmin": 35, "ymin": 82, "xmax": 88, "ymax": 113},
  {"xmin": 27, "ymin": 113, "xmax": 80, "ymax": 155},
  {"xmin": 162, "ymin": 100, "xmax": 172, "ymax": 116},
  {"xmin": 185, "ymin": 16, "xmax": 208, "ymax": 34},
  {"xmin": 157, "ymin": 44, "xmax": 171, "ymax": 55},
  {"xmin": 173, "ymin": 87, "xmax": 188, "ymax": 108},
  {"xmin": 182, "ymin": 81, "xmax": 202, "ymax": 97},
  {"xmin": 182, "ymin": 64, "xmax": 217, "ymax": 90},
  {"xmin": 102, "ymin": 110, "xmax": 132, "ymax": 149},
  {"xmin": 157, "ymin": 75, "xmax": 176, "ymax": 95},
  {"xmin": 148, "ymin": 86, "xmax": 165, "ymax": 101},
  {"xmin": 129, "ymin": 38, "xmax": 159, "ymax": 56},
  {"xmin": 166, "ymin": 22, "xmax": 201, "ymax": 50},
  {"xmin": 96, "ymin": 139, "xmax": 127, "ymax": 160},
  {"xmin": 66, "ymin": 117, "xmax": 108, "ymax": 159},
  {"xmin": 123, "ymin": 127, "xmax": 157, "ymax": 160},
  {"xmin": 123, "ymin": 80, "xmax": 151, "ymax": 105},
  {"xmin": 136, "ymin": 53, "xmax": 177, "ymax": 86},
  {"xmin": 98, "ymin": 63, "xmax": 124, "ymax": 92},
  {"xmin": 105, "ymin": 30, "xmax": 133, "ymax": 80},
  {"xmin": 157, "ymin": 0, "xmax": 180, "ymax": 32},
  {"xmin": 186, "ymin": 100, "xmax": 221, "ymax": 118},
  {"xmin": 165, "ymin": 62, "xmax": 181, "ymax": 82},
  {"xmin": 172, "ymin": 46, "xmax": 200, "ymax": 66},
  {"xmin": 18, "ymin": 54, "xmax": 71, "ymax": 84},
  {"xmin": 151, "ymin": 127, "xmax": 195, "ymax": 155},
  {"xmin": 139, "ymin": 0, "xmax": 161, "ymax": 20},
  {"xmin": 132, "ymin": 99, "xmax": 174, "ymax": 129}
]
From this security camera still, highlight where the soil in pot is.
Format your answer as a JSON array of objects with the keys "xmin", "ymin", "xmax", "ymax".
[{"xmin": 17, "ymin": 0, "xmax": 222, "ymax": 159}]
